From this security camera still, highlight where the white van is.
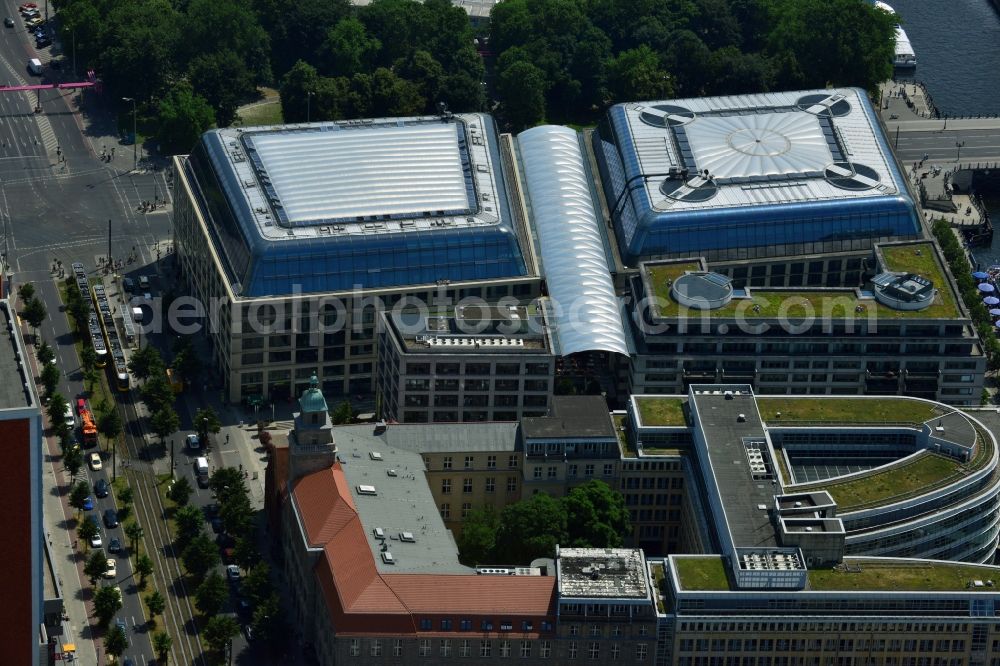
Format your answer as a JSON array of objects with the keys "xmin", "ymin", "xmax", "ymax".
[
  {"xmin": 63, "ymin": 403, "xmax": 75, "ymax": 428},
  {"xmin": 194, "ymin": 456, "xmax": 209, "ymax": 486},
  {"xmin": 27, "ymin": 58, "xmax": 42, "ymax": 76}
]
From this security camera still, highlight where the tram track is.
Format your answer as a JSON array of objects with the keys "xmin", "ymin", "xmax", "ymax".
[{"xmin": 117, "ymin": 391, "xmax": 205, "ymax": 666}]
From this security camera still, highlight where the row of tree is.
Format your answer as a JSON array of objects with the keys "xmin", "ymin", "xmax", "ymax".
[
  {"xmin": 931, "ymin": 219, "xmax": 1000, "ymax": 374},
  {"xmin": 458, "ymin": 480, "xmax": 630, "ymax": 566}
]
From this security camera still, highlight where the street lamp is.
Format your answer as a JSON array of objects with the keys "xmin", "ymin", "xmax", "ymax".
[
  {"xmin": 306, "ymin": 91, "xmax": 315, "ymax": 123},
  {"xmin": 956, "ymin": 141, "xmax": 966, "ymax": 162},
  {"xmin": 122, "ymin": 96, "xmax": 137, "ymax": 170}
]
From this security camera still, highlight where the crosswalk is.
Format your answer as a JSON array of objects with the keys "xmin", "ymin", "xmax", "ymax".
[{"xmin": 0, "ymin": 43, "xmax": 60, "ymax": 164}]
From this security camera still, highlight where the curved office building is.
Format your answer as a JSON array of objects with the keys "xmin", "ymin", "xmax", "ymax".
[{"xmin": 593, "ymin": 88, "xmax": 921, "ymax": 265}]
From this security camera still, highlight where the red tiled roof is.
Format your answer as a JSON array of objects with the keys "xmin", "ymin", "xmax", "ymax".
[
  {"xmin": 386, "ymin": 574, "xmax": 556, "ymax": 616},
  {"xmin": 292, "ymin": 464, "xmax": 358, "ymax": 547},
  {"xmin": 291, "ymin": 462, "xmax": 557, "ymax": 632}
]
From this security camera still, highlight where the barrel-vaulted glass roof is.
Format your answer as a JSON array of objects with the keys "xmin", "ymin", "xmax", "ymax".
[
  {"xmin": 517, "ymin": 125, "xmax": 629, "ymax": 357},
  {"xmin": 185, "ymin": 114, "xmax": 528, "ymax": 297}
]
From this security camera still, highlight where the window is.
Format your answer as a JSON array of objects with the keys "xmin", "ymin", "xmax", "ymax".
[
  {"xmin": 507, "ymin": 478, "xmax": 518, "ymax": 493},
  {"xmin": 508, "ymin": 455, "xmax": 518, "ymax": 468},
  {"xmin": 611, "ymin": 644, "xmax": 620, "ymax": 660},
  {"xmin": 533, "ymin": 467, "xmax": 543, "ymax": 479},
  {"xmin": 419, "ymin": 639, "xmax": 432, "ymax": 657},
  {"xmin": 442, "ymin": 619, "xmax": 453, "ymax": 631},
  {"xmin": 603, "ymin": 463, "xmax": 614, "ymax": 476},
  {"xmin": 420, "ymin": 619, "xmax": 433, "ymax": 630},
  {"xmin": 636, "ymin": 644, "xmax": 648, "ymax": 661},
  {"xmin": 540, "ymin": 641, "xmax": 551, "ymax": 658},
  {"xmin": 612, "ymin": 626, "xmax": 621, "ymax": 637},
  {"xmin": 520, "ymin": 641, "xmax": 532, "ymax": 658},
  {"xmin": 460, "ymin": 640, "xmax": 472, "ymax": 658},
  {"xmin": 461, "ymin": 619, "xmax": 473, "ymax": 631},
  {"xmin": 442, "ymin": 479, "xmax": 452, "ymax": 494},
  {"xmin": 569, "ymin": 625, "xmax": 579, "ymax": 636},
  {"xmin": 462, "ymin": 503, "xmax": 472, "ymax": 518},
  {"xmin": 440, "ymin": 504, "xmax": 450, "ymax": 519},
  {"xmin": 443, "ymin": 456, "xmax": 453, "ymax": 470},
  {"xmin": 569, "ymin": 464, "xmax": 578, "ymax": 477},
  {"xmin": 547, "ymin": 466, "xmax": 557, "ymax": 478},
  {"xmin": 589, "ymin": 642, "xmax": 600, "ymax": 659},
  {"xmin": 488, "ymin": 455, "xmax": 497, "ymax": 469},
  {"xmin": 500, "ymin": 640, "xmax": 511, "ymax": 658},
  {"xmin": 393, "ymin": 639, "xmax": 403, "ymax": 657},
  {"xmin": 370, "ymin": 639, "xmax": 382, "ymax": 657},
  {"xmin": 584, "ymin": 464, "xmax": 594, "ymax": 477},
  {"xmin": 463, "ymin": 478, "xmax": 473, "ymax": 493},
  {"xmin": 486, "ymin": 477, "xmax": 496, "ymax": 493},
  {"xmin": 465, "ymin": 456, "xmax": 474, "ymax": 469},
  {"xmin": 440, "ymin": 639, "xmax": 452, "ymax": 657},
  {"xmin": 349, "ymin": 639, "xmax": 360, "ymax": 656},
  {"xmin": 568, "ymin": 641, "xmax": 578, "ymax": 659},
  {"xmin": 481, "ymin": 640, "xmax": 492, "ymax": 657}
]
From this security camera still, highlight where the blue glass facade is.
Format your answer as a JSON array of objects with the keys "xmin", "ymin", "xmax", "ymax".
[
  {"xmin": 185, "ymin": 116, "xmax": 528, "ymax": 297},
  {"xmin": 593, "ymin": 97, "xmax": 921, "ymax": 266}
]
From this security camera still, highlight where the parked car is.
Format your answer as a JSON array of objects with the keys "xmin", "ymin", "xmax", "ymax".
[
  {"xmin": 4, "ymin": 17, "xmax": 14, "ymax": 28},
  {"xmin": 88, "ymin": 452, "xmax": 102, "ymax": 471},
  {"xmin": 94, "ymin": 479, "xmax": 109, "ymax": 498},
  {"xmin": 122, "ymin": 277, "xmax": 135, "ymax": 293},
  {"xmin": 104, "ymin": 558, "xmax": 116, "ymax": 579},
  {"xmin": 82, "ymin": 495, "xmax": 93, "ymax": 511},
  {"xmin": 86, "ymin": 516, "xmax": 102, "ymax": 548},
  {"xmin": 103, "ymin": 508, "xmax": 118, "ymax": 528},
  {"xmin": 210, "ymin": 517, "xmax": 223, "ymax": 534},
  {"xmin": 226, "ymin": 564, "xmax": 241, "ymax": 582},
  {"xmin": 108, "ymin": 538, "xmax": 122, "ymax": 555},
  {"xmin": 186, "ymin": 433, "xmax": 200, "ymax": 451}
]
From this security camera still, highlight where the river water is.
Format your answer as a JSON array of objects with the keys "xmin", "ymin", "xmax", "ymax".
[{"xmin": 887, "ymin": 0, "xmax": 1000, "ymax": 264}]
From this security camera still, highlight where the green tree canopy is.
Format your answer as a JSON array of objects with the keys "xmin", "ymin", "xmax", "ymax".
[
  {"xmin": 17, "ymin": 282, "xmax": 34, "ymax": 302},
  {"xmin": 194, "ymin": 407, "xmax": 221, "ymax": 444},
  {"xmin": 135, "ymin": 553, "xmax": 153, "ymax": 588},
  {"xmin": 169, "ymin": 476, "xmax": 193, "ymax": 506},
  {"xmin": 242, "ymin": 561, "xmax": 272, "ymax": 605},
  {"xmin": 150, "ymin": 406, "xmax": 180, "ymax": 443},
  {"xmin": 84, "ymin": 549, "xmax": 109, "ymax": 585},
  {"xmin": 251, "ymin": 592, "xmax": 282, "ymax": 643},
  {"xmin": 93, "ymin": 585, "xmax": 122, "ymax": 626},
  {"xmin": 153, "ymin": 631, "xmax": 172, "ymax": 663},
  {"xmin": 203, "ymin": 614, "xmax": 240, "ymax": 655},
  {"xmin": 125, "ymin": 521, "xmax": 144, "ymax": 556},
  {"xmin": 495, "ymin": 492, "xmax": 567, "ymax": 564},
  {"xmin": 564, "ymin": 480, "xmax": 631, "ymax": 548},
  {"xmin": 156, "ymin": 82, "xmax": 216, "ymax": 155},
  {"xmin": 77, "ymin": 516, "xmax": 99, "ymax": 548},
  {"xmin": 141, "ymin": 373, "xmax": 174, "ymax": 413},
  {"xmin": 188, "ymin": 50, "xmax": 256, "ymax": 127},
  {"xmin": 105, "ymin": 625, "xmax": 127, "ymax": 658},
  {"xmin": 97, "ymin": 407, "xmax": 122, "ymax": 446},
  {"xmin": 23, "ymin": 297, "xmax": 47, "ymax": 330},
  {"xmin": 69, "ymin": 481, "xmax": 91, "ymax": 514},
  {"xmin": 128, "ymin": 345, "xmax": 164, "ymax": 382},
  {"xmin": 606, "ymin": 45, "xmax": 674, "ymax": 102},
  {"xmin": 36, "ymin": 340, "xmax": 54, "ymax": 366},
  {"xmin": 64, "ymin": 445, "xmax": 83, "ymax": 480},
  {"xmin": 182, "ymin": 533, "xmax": 221, "ymax": 580},
  {"xmin": 195, "ymin": 570, "xmax": 228, "ymax": 616},
  {"xmin": 498, "ymin": 59, "xmax": 547, "ymax": 131},
  {"xmin": 457, "ymin": 506, "xmax": 499, "ymax": 566},
  {"xmin": 146, "ymin": 590, "xmax": 166, "ymax": 622},
  {"xmin": 321, "ymin": 17, "xmax": 381, "ymax": 77},
  {"xmin": 174, "ymin": 504, "xmax": 205, "ymax": 549},
  {"xmin": 40, "ymin": 363, "xmax": 62, "ymax": 398}
]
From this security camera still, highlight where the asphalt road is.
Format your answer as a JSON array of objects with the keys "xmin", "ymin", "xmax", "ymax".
[{"xmin": 889, "ymin": 126, "xmax": 1000, "ymax": 166}]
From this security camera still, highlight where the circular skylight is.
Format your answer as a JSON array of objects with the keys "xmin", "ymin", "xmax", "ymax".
[
  {"xmin": 796, "ymin": 94, "xmax": 852, "ymax": 117},
  {"xmin": 660, "ymin": 175, "xmax": 718, "ymax": 202},
  {"xmin": 638, "ymin": 104, "xmax": 696, "ymax": 128},
  {"xmin": 824, "ymin": 162, "xmax": 881, "ymax": 191},
  {"xmin": 726, "ymin": 127, "xmax": 791, "ymax": 158}
]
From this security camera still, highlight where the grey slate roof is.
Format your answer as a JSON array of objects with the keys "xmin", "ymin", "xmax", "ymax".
[
  {"xmin": 521, "ymin": 396, "xmax": 616, "ymax": 440},
  {"xmin": 333, "ymin": 422, "xmax": 520, "ymax": 454}
]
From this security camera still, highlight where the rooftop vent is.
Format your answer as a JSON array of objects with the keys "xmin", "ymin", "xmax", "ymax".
[
  {"xmin": 399, "ymin": 532, "xmax": 416, "ymax": 543},
  {"xmin": 357, "ymin": 484, "xmax": 377, "ymax": 496},
  {"xmin": 636, "ymin": 104, "xmax": 696, "ymax": 128},
  {"xmin": 387, "ymin": 469, "xmax": 398, "ymax": 477},
  {"xmin": 373, "ymin": 527, "xmax": 385, "ymax": 539},
  {"xmin": 382, "ymin": 551, "xmax": 395, "ymax": 565},
  {"xmin": 369, "ymin": 451, "xmax": 383, "ymax": 461}
]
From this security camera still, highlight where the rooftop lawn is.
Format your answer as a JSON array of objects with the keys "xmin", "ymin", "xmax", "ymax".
[
  {"xmin": 613, "ymin": 414, "xmax": 636, "ymax": 457},
  {"xmin": 644, "ymin": 243, "xmax": 961, "ymax": 320},
  {"xmin": 802, "ymin": 452, "xmax": 963, "ymax": 512},
  {"xmin": 635, "ymin": 397, "xmax": 688, "ymax": 427},
  {"xmin": 673, "ymin": 556, "xmax": 730, "ymax": 591},
  {"xmin": 808, "ymin": 559, "xmax": 1000, "ymax": 592},
  {"xmin": 758, "ymin": 397, "xmax": 948, "ymax": 425}
]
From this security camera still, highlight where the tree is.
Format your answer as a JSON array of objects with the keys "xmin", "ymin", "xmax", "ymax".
[
  {"xmin": 101, "ymin": 0, "xmax": 181, "ymax": 101},
  {"xmin": 125, "ymin": 521, "xmax": 144, "ymax": 556},
  {"xmin": 279, "ymin": 60, "xmax": 323, "ymax": 123},
  {"xmin": 93, "ymin": 585, "xmax": 122, "ymax": 626},
  {"xmin": 175, "ymin": 504, "xmax": 206, "ymax": 548},
  {"xmin": 69, "ymin": 481, "xmax": 92, "ymax": 515},
  {"xmin": 46, "ymin": 392, "xmax": 69, "ymax": 435},
  {"xmin": 156, "ymin": 82, "xmax": 216, "ymax": 155},
  {"xmin": 146, "ymin": 590, "xmax": 166, "ymax": 624},
  {"xmin": 182, "ymin": 533, "xmax": 220, "ymax": 580},
  {"xmin": 203, "ymin": 614, "xmax": 240, "ymax": 656},
  {"xmin": 195, "ymin": 571, "xmax": 228, "ymax": 616},
  {"xmin": 242, "ymin": 561, "xmax": 271, "ymax": 605},
  {"xmin": 194, "ymin": 407, "xmax": 221, "ymax": 445},
  {"xmin": 80, "ymin": 345, "xmax": 98, "ymax": 376},
  {"xmin": 150, "ymin": 406, "xmax": 180, "ymax": 444},
  {"xmin": 96, "ymin": 409, "xmax": 122, "ymax": 460},
  {"xmin": 23, "ymin": 296, "xmax": 47, "ymax": 331},
  {"xmin": 606, "ymin": 45, "xmax": 674, "ymax": 102},
  {"xmin": 141, "ymin": 372, "xmax": 175, "ymax": 413},
  {"xmin": 37, "ymin": 340, "xmax": 54, "ymax": 366},
  {"xmin": 209, "ymin": 467, "xmax": 247, "ymax": 504},
  {"xmin": 84, "ymin": 549, "xmax": 109, "ymax": 585},
  {"xmin": 495, "ymin": 492, "xmax": 568, "ymax": 564},
  {"xmin": 118, "ymin": 486, "xmax": 134, "ymax": 511},
  {"xmin": 251, "ymin": 592, "xmax": 282, "ymax": 643},
  {"xmin": 17, "ymin": 282, "xmax": 34, "ymax": 303},
  {"xmin": 220, "ymin": 492, "xmax": 254, "ymax": 538},
  {"xmin": 135, "ymin": 553, "xmax": 153, "ymax": 589},
  {"xmin": 64, "ymin": 445, "xmax": 83, "ymax": 480},
  {"xmin": 169, "ymin": 476, "xmax": 193, "ymax": 506},
  {"xmin": 234, "ymin": 536, "xmax": 260, "ymax": 571},
  {"xmin": 498, "ymin": 59, "xmax": 547, "ymax": 131},
  {"xmin": 77, "ymin": 516, "xmax": 99, "ymax": 549},
  {"xmin": 105, "ymin": 624, "xmax": 128, "ymax": 659},
  {"xmin": 188, "ymin": 50, "xmax": 255, "ymax": 127},
  {"xmin": 563, "ymin": 480, "xmax": 631, "ymax": 548},
  {"xmin": 128, "ymin": 345, "xmax": 164, "ymax": 382},
  {"xmin": 330, "ymin": 400, "xmax": 353, "ymax": 425},
  {"xmin": 457, "ymin": 506, "xmax": 499, "ymax": 566},
  {"xmin": 153, "ymin": 630, "xmax": 172, "ymax": 664},
  {"xmin": 40, "ymin": 363, "xmax": 62, "ymax": 398},
  {"xmin": 321, "ymin": 16, "xmax": 381, "ymax": 77}
]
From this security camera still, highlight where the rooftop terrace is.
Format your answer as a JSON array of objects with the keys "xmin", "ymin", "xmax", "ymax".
[
  {"xmin": 644, "ymin": 242, "xmax": 961, "ymax": 321},
  {"xmin": 757, "ymin": 396, "xmax": 949, "ymax": 426},
  {"xmin": 634, "ymin": 397, "xmax": 688, "ymax": 427}
]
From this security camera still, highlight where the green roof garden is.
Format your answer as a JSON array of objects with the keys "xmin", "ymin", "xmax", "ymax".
[
  {"xmin": 798, "ymin": 451, "xmax": 963, "ymax": 512},
  {"xmin": 643, "ymin": 243, "xmax": 961, "ymax": 320},
  {"xmin": 635, "ymin": 397, "xmax": 688, "ymax": 427},
  {"xmin": 758, "ymin": 397, "xmax": 948, "ymax": 426},
  {"xmin": 808, "ymin": 559, "xmax": 1000, "ymax": 592},
  {"xmin": 673, "ymin": 556, "xmax": 730, "ymax": 591}
]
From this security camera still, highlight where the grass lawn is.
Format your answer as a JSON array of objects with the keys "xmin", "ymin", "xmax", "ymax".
[
  {"xmin": 237, "ymin": 100, "xmax": 283, "ymax": 127},
  {"xmin": 809, "ymin": 559, "xmax": 1000, "ymax": 591},
  {"xmin": 673, "ymin": 556, "xmax": 730, "ymax": 591},
  {"xmin": 757, "ymin": 397, "xmax": 947, "ymax": 425},
  {"xmin": 807, "ymin": 452, "xmax": 962, "ymax": 511},
  {"xmin": 613, "ymin": 414, "xmax": 635, "ymax": 457},
  {"xmin": 650, "ymin": 562, "xmax": 666, "ymax": 612},
  {"xmin": 635, "ymin": 397, "xmax": 687, "ymax": 427},
  {"xmin": 645, "ymin": 242, "xmax": 960, "ymax": 320}
]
